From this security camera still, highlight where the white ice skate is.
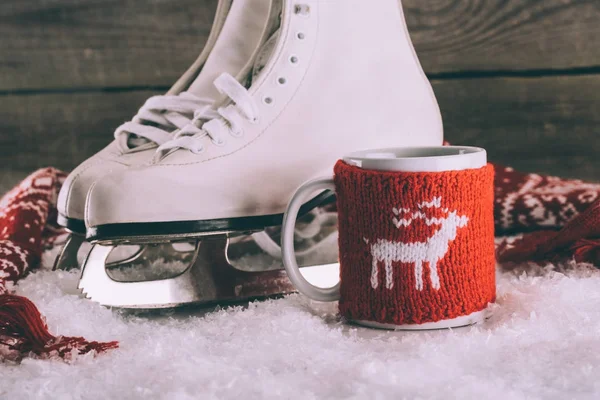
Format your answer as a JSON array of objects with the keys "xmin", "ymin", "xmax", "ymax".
[
  {"xmin": 79, "ymin": 0, "xmax": 444, "ymax": 309},
  {"xmin": 54, "ymin": 0, "xmax": 280, "ymax": 271}
]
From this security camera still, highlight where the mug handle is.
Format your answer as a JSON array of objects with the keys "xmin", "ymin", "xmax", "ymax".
[{"xmin": 281, "ymin": 177, "xmax": 341, "ymax": 302}]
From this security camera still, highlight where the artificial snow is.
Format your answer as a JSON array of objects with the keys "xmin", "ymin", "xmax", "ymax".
[{"xmin": 2, "ymin": 248, "xmax": 600, "ymax": 399}]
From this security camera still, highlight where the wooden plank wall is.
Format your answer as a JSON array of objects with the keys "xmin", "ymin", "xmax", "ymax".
[{"xmin": 1, "ymin": 0, "xmax": 598, "ymax": 191}]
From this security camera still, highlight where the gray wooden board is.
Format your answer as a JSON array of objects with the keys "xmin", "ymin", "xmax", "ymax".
[
  {"xmin": 0, "ymin": 0, "xmax": 218, "ymax": 91},
  {"xmin": 1, "ymin": 75, "xmax": 598, "ymax": 180},
  {"xmin": 3, "ymin": 0, "xmax": 600, "ymax": 91},
  {"xmin": 0, "ymin": 90, "xmax": 155, "ymax": 171},
  {"xmin": 436, "ymin": 75, "xmax": 600, "ymax": 180},
  {"xmin": 404, "ymin": 0, "xmax": 600, "ymax": 74}
]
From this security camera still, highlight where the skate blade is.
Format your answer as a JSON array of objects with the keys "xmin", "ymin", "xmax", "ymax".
[
  {"xmin": 53, "ymin": 234, "xmax": 195, "ymax": 273},
  {"xmin": 104, "ymin": 242, "xmax": 195, "ymax": 277},
  {"xmin": 53, "ymin": 234, "xmax": 86, "ymax": 271},
  {"xmin": 78, "ymin": 236, "xmax": 297, "ymax": 309}
]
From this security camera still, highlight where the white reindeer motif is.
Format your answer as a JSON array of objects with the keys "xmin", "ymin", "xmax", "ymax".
[{"xmin": 367, "ymin": 197, "xmax": 468, "ymax": 291}]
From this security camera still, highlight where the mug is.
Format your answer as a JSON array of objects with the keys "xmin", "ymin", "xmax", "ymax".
[{"xmin": 281, "ymin": 146, "xmax": 496, "ymax": 329}]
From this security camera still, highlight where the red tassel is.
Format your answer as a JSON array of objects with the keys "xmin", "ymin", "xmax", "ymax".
[{"xmin": 0, "ymin": 294, "xmax": 118, "ymax": 361}]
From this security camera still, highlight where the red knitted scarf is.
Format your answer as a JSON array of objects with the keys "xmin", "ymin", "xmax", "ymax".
[
  {"xmin": 0, "ymin": 165, "xmax": 598, "ymax": 362},
  {"xmin": 0, "ymin": 169, "xmax": 117, "ymax": 362}
]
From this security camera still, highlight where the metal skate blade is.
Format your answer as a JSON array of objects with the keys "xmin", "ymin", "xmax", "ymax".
[
  {"xmin": 53, "ymin": 234, "xmax": 86, "ymax": 271},
  {"xmin": 53, "ymin": 235, "xmax": 192, "ymax": 272},
  {"xmin": 78, "ymin": 236, "xmax": 297, "ymax": 309},
  {"xmin": 105, "ymin": 242, "xmax": 195, "ymax": 271}
]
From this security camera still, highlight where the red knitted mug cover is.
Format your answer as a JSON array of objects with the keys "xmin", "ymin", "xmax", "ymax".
[{"xmin": 333, "ymin": 160, "xmax": 496, "ymax": 325}]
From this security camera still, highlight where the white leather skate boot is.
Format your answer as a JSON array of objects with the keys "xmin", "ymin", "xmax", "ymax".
[
  {"xmin": 54, "ymin": 0, "xmax": 280, "ymax": 270},
  {"xmin": 79, "ymin": 0, "xmax": 443, "ymax": 309}
]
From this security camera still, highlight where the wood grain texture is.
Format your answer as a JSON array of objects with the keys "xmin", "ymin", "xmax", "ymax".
[
  {"xmin": 2, "ymin": 0, "xmax": 600, "ymax": 91},
  {"xmin": 1, "ymin": 75, "xmax": 598, "ymax": 180},
  {"xmin": 0, "ymin": 90, "xmax": 157, "ymax": 171},
  {"xmin": 0, "ymin": 0, "xmax": 218, "ymax": 91},
  {"xmin": 436, "ymin": 75, "xmax": 600, "ymax": 180},
  {"xmin": 404, "ymin": 0, "xmax": 600, "ymax": 74}
]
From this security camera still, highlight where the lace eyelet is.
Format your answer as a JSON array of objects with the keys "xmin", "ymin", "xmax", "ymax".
[
  {"xmin": 294, "ymin": 4, "xmax": 310, "ymax": 16},
  {"xmin": 230, "ymin": 129, "xmax": 244, "ymax": 138},
  {"xmin": 297, "ymin": 32, "xmax": 305, "ymax": 40},
  {"xmin": 278, "ymin": 77, "xmax": 287, "ymax": 85},
  {"xmin": 290, "ymin": 56, "xmax": 299, "ymax": 64},
  {"xmin": 212, "ymin": 138, "xmax": 227, "ymax": 147},
  {"xmin": 249, "ymin": 116, "xmax": 260, "ymax": 125},
  {"xmin": 190, "ymin": 147, "xmax": 205, "ymax": 155},
  {"xmin": 263, "ymin": 97, "xmax": 273, "ymax": 105}
]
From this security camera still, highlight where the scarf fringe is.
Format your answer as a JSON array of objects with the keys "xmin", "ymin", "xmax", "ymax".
[{"xmin": 0, "ymin": 294, "xmax": 118, "ymax": 361}]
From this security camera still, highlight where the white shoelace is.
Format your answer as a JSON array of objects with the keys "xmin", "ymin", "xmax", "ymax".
[
  {"xmin": 114, "ymin": 92, "xmax": 214, "ymax": 147},
  {"xmin": 156, "ymin": 73, "xmax": 259, "ymax": 155}
]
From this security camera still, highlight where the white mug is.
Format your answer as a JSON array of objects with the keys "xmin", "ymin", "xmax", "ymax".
[{"xmin": 281, "ymin": 146, "xmax": 495, "ymax": 329}]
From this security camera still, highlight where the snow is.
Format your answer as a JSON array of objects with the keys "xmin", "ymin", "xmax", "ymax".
[{"xmin": 2, "ymin": 248, "xmax": 600, "ymax": 399}]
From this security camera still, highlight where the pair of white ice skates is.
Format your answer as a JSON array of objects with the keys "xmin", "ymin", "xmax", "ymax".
[{"xmin": 55, "ymin": 0, "xmax": 444, "ymax": 309}]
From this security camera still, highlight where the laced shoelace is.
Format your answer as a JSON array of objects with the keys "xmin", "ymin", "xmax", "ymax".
[
  {"xmin": 156, "ymin": 73, "xmax": 259, "ymax": 155},
  {"xmin": 114, "ymin": 92, "xmax": 214, "ymax": 147}
]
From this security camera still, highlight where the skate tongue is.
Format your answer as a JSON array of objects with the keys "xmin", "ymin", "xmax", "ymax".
[
  {"xmin": 125, "ymin": 0, "xmax": 282, "ymax": 150},
  {"xmin": 187, "ymin": 0, "xmax": 280, "ymax": 97},
  {"xmin": 251, "ymin": 29, "xmax": 280, "ymax": 83}
]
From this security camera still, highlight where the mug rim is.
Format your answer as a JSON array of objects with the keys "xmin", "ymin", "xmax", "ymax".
[
  {"xmin": 343, "ymin": 146, "xmax": 485, "ymax": 161},
  {"xmin": 342, "ymin": 146, "xmax": 487, "ymax": 173}
]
